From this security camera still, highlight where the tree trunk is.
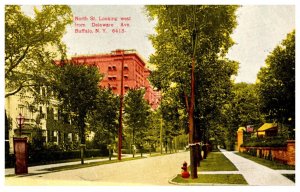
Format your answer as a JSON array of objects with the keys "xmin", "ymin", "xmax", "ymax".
[
  {"xmin": 189, "ymin": 56, "xmax": 198, "ymax": 179},
  {"xmin": 203, "ymin": 144, "xmax": 208, "ymax": 159},
  {"xmin": 78, "ymin": 114, "xmax": 86, "ymax": 164},
  {"xmin": 196, "ymin": 144, "xmax": 201, "ymax": 167}
]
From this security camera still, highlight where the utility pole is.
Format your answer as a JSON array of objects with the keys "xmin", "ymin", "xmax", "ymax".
[
  {"xmin": 160, "ymin": 118, "xmax": 163, "ymax": 154},
  {"xmin": 118, "ymin": 50, "xmax": 124, "ymax": 161},
  {"xmin": 115, "ymin": 49, "xmax": 136, "ymax": 160}
]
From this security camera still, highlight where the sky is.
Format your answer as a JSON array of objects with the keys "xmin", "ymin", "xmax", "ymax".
[
  {"xmin": 227, "ymin": 5, "xmax": 295, "ymax": 83},
  {"xmin": 20, "ymin": 5, "xmax": 295, "ymax": 83}
]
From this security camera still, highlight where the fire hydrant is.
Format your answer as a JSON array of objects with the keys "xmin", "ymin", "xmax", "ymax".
[{"xmin": 181, "ymin": 161, "xmax": 190, "ymax": 178}]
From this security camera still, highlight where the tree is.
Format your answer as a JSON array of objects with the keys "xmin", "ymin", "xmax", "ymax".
[
  {"xmin": 5, "ymin": 5, "xmax": 73, "ymax": 97},
  {"xmin": 221, "ymin": 83, "xmax": 264, "ymax": 150},
  {"xmin": 257, "ymin": 30, "xmax": 295, "ymax": 138},
  {"xmin": 145, "ymin": 5, "xmax": 239, "ymax": 178},
  {"xmin": 124, "ymin": 89, "xmax": 151, "ymax": 156},
  {"xmin": 87, "ymin": 88, "xmax": 120, "ymax": 149},
  {"xmin": 160, "ymin": 85, "xmax": 187, "ymax": 153},
  {"xmin": 143, "ymin": 109, "xmax": 162, "ymax": 154},
  {"xmin": 54, "ymin": 62, "xmax": 101, "ymax": 155}
]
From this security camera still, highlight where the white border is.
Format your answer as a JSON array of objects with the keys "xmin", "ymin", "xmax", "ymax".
[{"xmin": 1, "ymin": 1, "xmax": 298, "ymax": 192}]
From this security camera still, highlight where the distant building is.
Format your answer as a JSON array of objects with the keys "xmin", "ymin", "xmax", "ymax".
[{"xmin": 70, "ymin": 49, "xmax": 161, "ymax": 109}]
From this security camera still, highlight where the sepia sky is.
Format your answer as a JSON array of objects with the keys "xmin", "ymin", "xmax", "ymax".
[{"xmin": 21, "ymin": 4, "xmax": 295, "ymax": 84}]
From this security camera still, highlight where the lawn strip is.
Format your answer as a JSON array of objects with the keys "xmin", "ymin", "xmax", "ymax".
[
  {"xmin": 188, "ymin": 152, "xmax": 238, "ymax": 171},
  {"xmin": 171, "ymin": 174, "xmax": 247, "ymax": 185},
  {"xmin": 282, "ymin": 174, "xmax": 295, "ymax": 182},
  {"xmin": 42, "ymin": 156, "xmax": 145, "ymax": 172},
  {"xmin": 236, "ymin": 152, "xmax": 295, "ymax": 170}
]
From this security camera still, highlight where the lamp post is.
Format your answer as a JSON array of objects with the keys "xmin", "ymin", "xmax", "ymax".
[
  {"xmin": 16, "ymin": 113, "xmax": 25, "ymax": 137},
  {"xmin": 14, "ymin": 113, "xmax": 28, "ymax": 174}
]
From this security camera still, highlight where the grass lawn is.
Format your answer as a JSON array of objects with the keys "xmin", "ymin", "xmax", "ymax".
[
  {"xmin": 172, "ymin": 174, "xmax": 247, "ymax": 185},
  {"xmin": 41, "ymin": 156, "xmax": 145, "ymax": 172},
  {"xmin": 282, "ymin": 174, "xmax": 295, "ymax": 182},
  {"xmin": 27, "ymin": 156, "xmax": 110, "ymax": 167},
  {"xmin": 175, "ymin": 151, "xmax": 246, "ymax": 185},
  {"xmin": 236, "ymin": 152, "xmax": 295, "ymax": 170},
  {"xmin": 196, "ymin": 152, "xmax": 238, "ymax": 171}
]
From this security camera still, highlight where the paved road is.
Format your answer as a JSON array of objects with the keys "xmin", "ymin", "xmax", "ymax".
[{"xmin": 5, "ymin": 152, "xmax": 190, "ymax": 186}]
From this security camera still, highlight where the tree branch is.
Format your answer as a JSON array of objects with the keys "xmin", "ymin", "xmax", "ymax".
[
  {"xmin": 6, "ymin": 45, "xmax": 30, "ymax": 75},
  {"xmin": 5, "ymin": 81, "xmax": 38, "ymax": 98}
]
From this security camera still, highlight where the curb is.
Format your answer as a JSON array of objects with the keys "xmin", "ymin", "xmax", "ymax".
[{"xmin": 168, "ymin": 174, "xmax": 248, "ymax": 186}]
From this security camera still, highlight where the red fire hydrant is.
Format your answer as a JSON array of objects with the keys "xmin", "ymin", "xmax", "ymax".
[{"xmin": 181, "ymin": 161, "xmax": 190, "ymax": 178}]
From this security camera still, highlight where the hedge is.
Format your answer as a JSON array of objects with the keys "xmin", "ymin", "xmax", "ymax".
[
  {"xmin": 28, "ymin": 148, "xmax": 109, "ymax": 165},
  {"xmin": 241, "ymin": 137, "xmax": 287, "ymax": 147}
]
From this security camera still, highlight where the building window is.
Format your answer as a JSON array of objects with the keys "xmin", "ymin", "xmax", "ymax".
[{"xmin": 112, "ymin": 66, "xmax": 117, "ymax": 71}]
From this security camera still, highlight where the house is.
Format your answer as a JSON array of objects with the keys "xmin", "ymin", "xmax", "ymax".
[{"xmin": 257, "ymin": 123, "xmax": 278, "ymax": 137}]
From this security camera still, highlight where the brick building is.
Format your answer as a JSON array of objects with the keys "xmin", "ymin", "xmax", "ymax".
[{"xmin": 71, "ymin": 49, "xmax": 160, "ymax": 109}]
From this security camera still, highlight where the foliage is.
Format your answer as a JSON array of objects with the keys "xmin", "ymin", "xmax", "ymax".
[
  {"xmin": 159, "ymin": 85, "xmax": 188, "ymax": 152},
  {"xmin": 28, "ymin": 148, "xmax": 108, "ymax": 165},
  {"xmin": 257, "ymin": 30, "xmax": 295, "ymax": 133},
  {"xmin": 143, "ymin": 109, "xmax": 162, "ymax": 151},
  {"xmin": 30, "ymin": 127, "xmax": 45, "ymax": 151},
  {"xmin": 220, "ymin": 83, "xmax": 264, "ymax": 150},
  {"xmin": 54, "ymin": 62, "xmax": 101, "ymax": 144},
  {"xmin": 124, "ymin": 89, "xmax": 151, "ymax": 148},
  {"xmin": 5, "ymin": 5, "xmax": 73, "ymax": 97},
  {"xmin": 241, "ymin": 136, "xmax": 287, "ymax": 147},
  {"xmin": 87, "ymin": 88, "xmax": 120, "ymax": 148}
]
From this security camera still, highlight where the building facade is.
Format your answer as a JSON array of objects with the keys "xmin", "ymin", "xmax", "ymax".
[
  {"xmin": 71, "ymin": 49, "xmax": 160, "ymax": 109},
  {"xmin": 5, "ymin": 87, "xmax": 78, "ymax": 154}
]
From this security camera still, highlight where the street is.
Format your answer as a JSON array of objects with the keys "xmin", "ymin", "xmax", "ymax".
[{"xmin": 5, "ymin": 151, "xmax": 190, "ymax": 186}]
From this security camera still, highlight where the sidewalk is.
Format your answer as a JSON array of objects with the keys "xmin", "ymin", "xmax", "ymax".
[{"xmin": 219, "ymin": 149, "xmax": 295, "ymax": 186}]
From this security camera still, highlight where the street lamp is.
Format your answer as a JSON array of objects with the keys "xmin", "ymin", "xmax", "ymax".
[
  {"xmin": 14, "ymin": 113, "xmax": 28, "ymax": 174},
  {"xmin": 16, "ymin": 113, "xmax": 25, "ymax": 137}
]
